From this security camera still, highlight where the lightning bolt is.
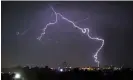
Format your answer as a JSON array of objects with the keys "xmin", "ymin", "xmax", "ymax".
[{"xmin": 37, "ymin": 6, "xmax": 104, "ymax": 67}]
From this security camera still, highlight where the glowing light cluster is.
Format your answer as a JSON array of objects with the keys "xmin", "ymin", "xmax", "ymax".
[{"xmin": 37, "ymin": 6, "xmax": 104, "ymax": 67}]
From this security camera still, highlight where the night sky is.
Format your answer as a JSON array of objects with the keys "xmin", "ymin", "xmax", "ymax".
[{"xmin": 1, "ymin": 1, "xmax": 133, "ymax": 68}]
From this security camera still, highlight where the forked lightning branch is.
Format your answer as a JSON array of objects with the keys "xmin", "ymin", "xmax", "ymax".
[{"xmin": 37, "ymin": 6, "xmax": 104, "ymax": 67}]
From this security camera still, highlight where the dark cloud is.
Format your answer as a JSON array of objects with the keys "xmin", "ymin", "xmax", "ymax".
[{"xmin": 1, "ymin": 1, "xmax": 133, "ymax": 68}]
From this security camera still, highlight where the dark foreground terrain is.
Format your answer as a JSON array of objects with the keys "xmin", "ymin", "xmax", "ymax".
[{"xmin": 1, "ymin": 66, "xmax": 133, "ymax": 80}]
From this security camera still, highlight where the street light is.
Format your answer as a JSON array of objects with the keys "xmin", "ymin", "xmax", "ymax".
[
  {"xmin": 14, "ymin": 72, "xmax": 21, "ymax": 79},
  {"xmin": 60, "ymin": 69, "xmax": 63, "ymax": 72}
]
